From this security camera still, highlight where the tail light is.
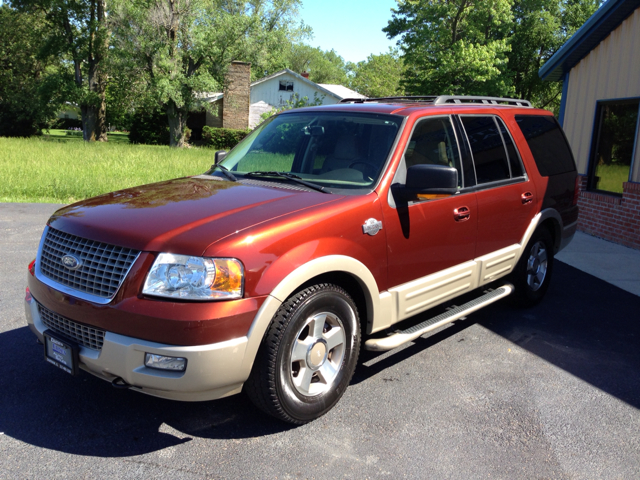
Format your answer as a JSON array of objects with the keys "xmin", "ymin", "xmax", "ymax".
[{"xmin": 572, "ymin": 176, "xmax": 580, "ymax": 206}]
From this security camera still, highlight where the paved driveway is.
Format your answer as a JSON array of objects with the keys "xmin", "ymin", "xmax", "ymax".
[{"xmin": 1, "ymin": 203, "xmax": 639, "ymax": 479}]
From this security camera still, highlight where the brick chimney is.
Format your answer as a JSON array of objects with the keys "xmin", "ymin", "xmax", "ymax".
[
  {"xmin": 223, "ymin": 61, "xmax": 251, "ymax": 130},
  {"xmin": 301, "ymin": 71, "xmax": 310, "ymax": 79}
]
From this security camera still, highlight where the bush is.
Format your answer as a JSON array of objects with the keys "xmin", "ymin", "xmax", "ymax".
[
  {"xmin": 0, "ymin": 101, "xmax": 46, "ymax": 137},
  {"xmin": 50, "ymin": 117, "xmax": 83, "ymax": 130},
  {"xmin": 128, "ymin": 109, "xmax": 170, "ymax": 145},
  {"xmin": 202, "ymin": 126, "xmax": 250, "ymax": 150}
]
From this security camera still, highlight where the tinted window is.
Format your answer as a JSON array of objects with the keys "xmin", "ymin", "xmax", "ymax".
[
  {"xmin": 496, "ymin": 117, "xmax": 525, "ymax": 177},
  {"xmin": 460, "ymin": 116, "xmax": 510, "ymax": 184},
  {"xmin": 405, "ymin": 116, "xmax": 462, "ymax": 187},
  {"xmin": 515, "ymin": 115, "xmax": 576, "ymax": 176}
]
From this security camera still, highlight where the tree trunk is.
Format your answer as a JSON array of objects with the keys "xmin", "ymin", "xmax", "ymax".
[
  {"xmin": 167, "ymin": 100, "xmax": 187, "ymax": 147},
  {"xmin": 81, "ymin": 105, "xmax": 97, "ymax": 141},
  {"xmin": 95, "ymin": 0, "xmax": 108, "ymax": 142},
  {"xmin": 83, "ymin": 0, "xmax": 108, "ymax": 142}
]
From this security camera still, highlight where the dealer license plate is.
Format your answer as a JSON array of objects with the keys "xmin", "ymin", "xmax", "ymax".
[{"xmin": 43, "ymin": 330, "xmax": 79, "ymax": 376}]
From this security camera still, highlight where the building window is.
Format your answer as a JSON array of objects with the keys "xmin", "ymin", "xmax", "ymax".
[
  {"xmin": 589, "ymin": 99, "xmax": 640, "ymax": 194},
  {"xmin": 279, "ymin": 81, "xmax": 293, "ymax": 92}
]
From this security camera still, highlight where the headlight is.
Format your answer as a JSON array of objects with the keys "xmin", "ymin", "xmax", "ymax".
[{"xmin": 142, "ymin": 253, "xmax": 244, "ymax": 300}]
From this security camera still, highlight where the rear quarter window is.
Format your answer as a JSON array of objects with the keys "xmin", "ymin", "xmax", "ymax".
[{"xmin": 515, "ymin": 115, "xmax": 576, "ymax": 176}]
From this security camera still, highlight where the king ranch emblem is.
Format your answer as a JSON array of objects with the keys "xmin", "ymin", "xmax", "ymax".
[{"xmin": 362, "ymin": 218, "xmax": 383, "ymax": 236}]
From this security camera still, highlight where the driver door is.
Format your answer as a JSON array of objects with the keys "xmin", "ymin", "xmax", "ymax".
[{"xmin": 382, "ymin": 115, "xmax": 478, "ymax": 323}]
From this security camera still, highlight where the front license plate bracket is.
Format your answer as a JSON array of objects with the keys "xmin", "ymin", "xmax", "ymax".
[{"xmin": 43, "ymin": 329, "xmax": 80, "ymax": 376}]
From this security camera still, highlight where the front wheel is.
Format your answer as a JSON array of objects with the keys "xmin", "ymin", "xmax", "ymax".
[
  {"xmin": 509, "ymin": 227, "xmax": 554, "ymax": 306},
  {"xmin": 245, "ymin": 284, "xmax": 360, "ymax": 424}
]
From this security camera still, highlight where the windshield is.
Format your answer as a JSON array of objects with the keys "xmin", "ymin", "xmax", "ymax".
[{"xmin": 214, "ymin": 111, "xmax": 403, "ymax": 192}]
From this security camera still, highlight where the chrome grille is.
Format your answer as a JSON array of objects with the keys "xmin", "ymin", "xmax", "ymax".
[
  {"xmin": 39, "ymin": 227, "xmax": 140, "ymax": 299},
  {"xmin": 38, "ymin": 302, "xmax": 105, "ymax": 351}
]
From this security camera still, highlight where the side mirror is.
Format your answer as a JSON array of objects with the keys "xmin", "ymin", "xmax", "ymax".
[
  {"xmin": 402, "ymin": 164, "xmax": 458, "ymax": 199},
  {"xmin": 214, "ymin": 150, "xmax": 227, "ymax": 164}
]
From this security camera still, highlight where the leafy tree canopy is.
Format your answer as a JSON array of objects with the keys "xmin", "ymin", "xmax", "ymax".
[
  {"xmin": 110, "ymin": 0, "xmax": 306, "ymax": 146},
  {"xmin": 347, "ymin": 48, "xmax": 405, "ymax": 98},
  {"xmin": 385, "ymin": 0, "xmax": 514, "ymax": 97},
  {"xmin": 0, "ymin": 5, "xmax": 57, "ymax": 136},
  {"xmin": 11, "ymin": 0, "xmax": 111, "ymax": 141},
  {"xmin": 384, "ymin": 0, "xmax": 602, "ymax": 110}
]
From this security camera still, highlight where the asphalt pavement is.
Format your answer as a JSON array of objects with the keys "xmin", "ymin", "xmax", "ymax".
[{"xmin": 1, "ymin": 203, "xmax": 639, "ymax": 479}]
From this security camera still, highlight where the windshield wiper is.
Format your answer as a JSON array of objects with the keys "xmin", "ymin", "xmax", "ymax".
[
  {"xmin": 244, "ymin": 171, "xmax": 328, "ymax": 193},
  {"xmin": 210, "ymin": 164, "xmax": 237, "ymax": 182}
]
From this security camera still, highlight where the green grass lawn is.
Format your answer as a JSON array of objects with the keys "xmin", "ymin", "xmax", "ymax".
[
  {"xmin": 0, "ymin": 136, "xmax": 216, "ymax": 204},
  {"xmin": 41, "ymin": 129, "xmax": 131, "ymax": 144}
]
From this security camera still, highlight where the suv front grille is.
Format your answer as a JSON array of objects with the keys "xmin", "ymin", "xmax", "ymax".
[
  {"xmin": 38, "ymin": 302, "xmax": 105, "ymax": 351},
  {"xmin": 39, "ymin": 227, "xmax": 140, "ymax": 299}
]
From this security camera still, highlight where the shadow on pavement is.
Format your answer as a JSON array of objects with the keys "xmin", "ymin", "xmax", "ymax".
[
  {"xmin": 0, "ymin": 327, "xmax": 292, "ymax": 457},
  {"xmin": 355, "ymin": 262, "xmax": 640, "ymax": 409},
  {"xmin": 1, "ymin": 262, "xmax": 638, "ymax": 457}
]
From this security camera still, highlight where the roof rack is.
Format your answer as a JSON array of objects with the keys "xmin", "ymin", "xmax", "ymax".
[{"xmin": 339, "ymin": 95, "xmax": 533, "ymax": 108}]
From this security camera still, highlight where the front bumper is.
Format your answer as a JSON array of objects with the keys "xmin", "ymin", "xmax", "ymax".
[{"xmin": 26, "ymin": 295, "xmax": 251, "ymax": 402}]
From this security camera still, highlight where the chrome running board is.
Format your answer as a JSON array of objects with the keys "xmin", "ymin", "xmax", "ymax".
[{"xmin": 364, "ymin": 284, "xmax": 513, "ymax": 352}]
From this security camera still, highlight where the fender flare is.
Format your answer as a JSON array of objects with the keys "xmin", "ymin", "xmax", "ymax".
[
  {"xmin": 239, "ymin": 255, "xmax": 380, "ymax": 378},
  {"xmin": 518, "ymin": 209, "xmax": 564, "ymax": 263}
]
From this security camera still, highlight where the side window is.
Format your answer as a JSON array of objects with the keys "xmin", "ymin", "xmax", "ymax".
[
  {"xmin": 514, "ymin": 115, "xmax": 576, "ymax": 177},
  {"xmin": 496, "ymin": 117, "xmax": 525, "ymax": 177},
  {"xmin": 405, "ymin": 116, "xmax": 463, "ymax": 187},
  {"xmin": 460, "ymin": 116, "xmax": 510, "ymax": 184}
]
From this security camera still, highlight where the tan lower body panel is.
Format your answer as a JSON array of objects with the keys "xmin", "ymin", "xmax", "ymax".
[{"xmin": 374, "ymin": 244, "xmax": 521, "ymax": 333}]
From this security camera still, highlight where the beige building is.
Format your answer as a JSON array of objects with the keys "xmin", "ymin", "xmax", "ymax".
[{"xmin": 540, "ymin": 0, "xmax": 640, "ymax": 250}]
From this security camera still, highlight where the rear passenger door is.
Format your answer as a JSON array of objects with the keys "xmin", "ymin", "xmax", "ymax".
[{"xmin": 457, "ymin": 115, "xmax": 535, "ymax": 257}]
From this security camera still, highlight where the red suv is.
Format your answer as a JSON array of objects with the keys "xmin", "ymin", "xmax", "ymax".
[{"xmin": 25, "ymin": 96, "xmax": 578, "ymax": 424}]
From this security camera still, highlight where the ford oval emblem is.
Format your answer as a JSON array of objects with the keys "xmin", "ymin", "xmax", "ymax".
[{"xmin": 61, "ymin": 254, "xmax": 82, "ymax": 270}]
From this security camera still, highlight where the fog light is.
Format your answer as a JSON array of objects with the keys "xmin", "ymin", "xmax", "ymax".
[{"xmin": 144, "ymin": 353, "xmax": 187, "ymax": 372}]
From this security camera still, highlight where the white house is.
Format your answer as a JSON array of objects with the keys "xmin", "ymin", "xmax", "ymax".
[
  {"xmin": 191, "ymin": 66, "xmax": 366, "ymax": 133},
  {"xmin": 247, "ymin": 69, "xmax": 366, "ymax": 127}
]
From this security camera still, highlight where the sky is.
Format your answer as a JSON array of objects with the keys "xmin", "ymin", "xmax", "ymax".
[{"xmin": 298, "ymin": 0, "xmax": 400, "ymax": 64}]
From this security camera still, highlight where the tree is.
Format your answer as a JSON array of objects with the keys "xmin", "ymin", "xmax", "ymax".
[
  {"xmin": 255, "ymin": 43, "xmax": 349, "ymax": 84},
  {"xmin": 284, "ymin": 44, "xmax": 348, "ymax": 84},
  {"xmin": 0, "ymin": 6, "xmax": 56, "ymax": 136},
  {"xmin": 347, "ymin": 49, "xmax": 404, "ymax": 98},
  {"xmin": 384, "ymin": 0, "xmax": 514, "ymax": 96},
  {"xmin": 507, "ymin": 0, "xmax": 600, "ymax": 110},
  {"xmin": 111, "ymin": 0, "xmax": 304, "ymax": 147},
  {"xmin": 12, "ymin": 0, "xmax": 110, "ymax": 141},
  {"xmin": 384, "ymin": 0, "xmax": 602, "ymax": 108}
]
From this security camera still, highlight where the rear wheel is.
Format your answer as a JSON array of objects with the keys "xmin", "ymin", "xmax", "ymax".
[
  {"xmin": 510, "ymin": 228, "xmax": 554, "ymax": 306},
  {"xmin": 245, "ymin": 283, "xmax": 360, "ymax": 424}
]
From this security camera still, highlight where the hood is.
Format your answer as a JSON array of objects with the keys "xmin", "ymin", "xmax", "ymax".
[{"xmin": 48, "ymin": 176, "xmax": 342, "ymax": 255}]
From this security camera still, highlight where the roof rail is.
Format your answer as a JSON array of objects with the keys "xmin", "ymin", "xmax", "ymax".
[
  {"xmin": 339, "ymin": 95, "xmax": 532, "ymax": 108},
  {"xmin": 339, "ymin": 96, "xmax": 437, "ymax": 104},
  {"xmin": 434, "ymin": 96, "xmax": 532, "ymax": 107}
]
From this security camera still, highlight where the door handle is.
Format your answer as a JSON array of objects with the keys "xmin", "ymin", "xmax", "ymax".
[
  {"xmin": 454, "ymin": 206, "xmax": 470, "ymax": 222},
  {"xmin": 521, "ymin": 192, "xmax": 533, "ymax": 204}
]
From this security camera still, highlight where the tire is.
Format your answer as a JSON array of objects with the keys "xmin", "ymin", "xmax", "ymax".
[
  {"xmin": 245, "ymin": 283, "xmax": 360, "ymax": 424},
  {"xmin": 509, "ymin": 227, "xmax": 554, "ymax": 306}
]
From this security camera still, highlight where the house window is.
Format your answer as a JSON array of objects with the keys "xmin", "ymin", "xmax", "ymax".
[
  {"xmin": 589, "ymin": 99, "xmax": 640, "ymax": 194},
  {"xmin": 279, "ymin": 81, "xmax": 294, "ymax": 92}
]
